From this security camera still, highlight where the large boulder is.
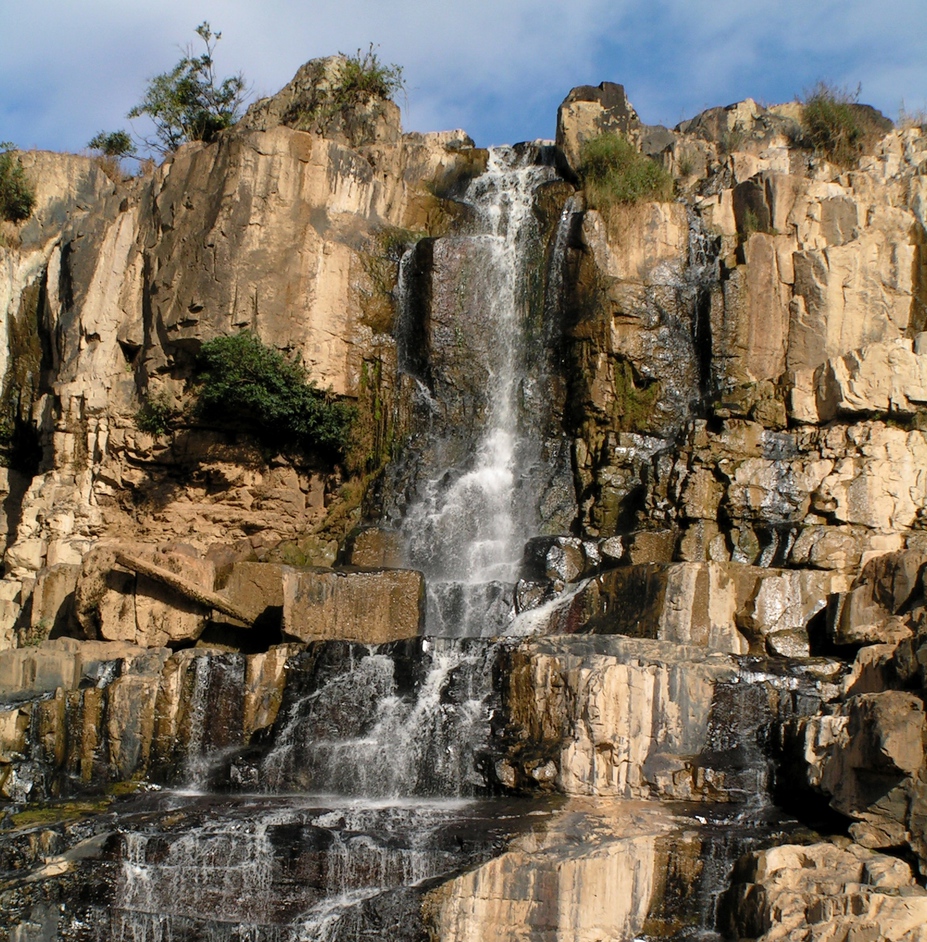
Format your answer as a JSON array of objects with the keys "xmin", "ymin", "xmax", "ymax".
[
  {"xmin": 722, "ymin": 841, "xmax": 927, "ymax": 942},
  {"xmin": 281, "ymin": 568, "xmax": 424, "ymax": 644},
  {"xmin": 238, "ymin": 55, "xmax": 402, "ymax": 146},
  {"xmin": 75, "ymin": 544, "xmax": 216, "ymax": 647}
]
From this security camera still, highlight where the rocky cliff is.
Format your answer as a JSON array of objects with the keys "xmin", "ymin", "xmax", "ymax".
[{"xmin": 1, "ymin": 63, "xmax": 927, "ymax": 942}]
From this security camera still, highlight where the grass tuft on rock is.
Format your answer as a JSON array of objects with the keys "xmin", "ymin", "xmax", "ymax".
[
  {"xmin": 800, "ymin": 82, "xmax": 886, "ymax": 168},
  {"xmin": 579, "ymin": 134, "xmax": 673, "ymax": 210}
]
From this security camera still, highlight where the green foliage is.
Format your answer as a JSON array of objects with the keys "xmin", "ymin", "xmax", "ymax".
[
  {"xmin": 128, "ymin": 22, "xmax": 246, "ymax": 154},
  {"xmin": 0, "ymin": 144, "xmax": 36, "ymax": 223},
  {"xmin": 336, "ymin": 45, "xmax": 405, "ymax": 106},
  {"xmin": 0, "ymin": 281, "xmax": 43, "ymax": 471},
  {"xmin": 579, "ymin": 134, "xmax": 673, "ymax": 210},
  {"xmin": 135, "ymin": 392, "xmax": 175, "ymax": 436},
  {"xmin": 800, "ymin": 82, "xmax": 878, "ymax": 168},
  {"xmin": 611, "ymin": 358, "xmax": 662, "ymax": 432},
  {"xmin": 88, "ymin": 130, "xmax": 136, "ymax": 158},
  {"xmin": 195, "ymin": 332, "xmax": 354, "ymax": 459}
]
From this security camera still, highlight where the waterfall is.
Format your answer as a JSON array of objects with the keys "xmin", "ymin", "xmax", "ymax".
[
  {"xmin": 90, "ymin": 794, "xmax": 537, "ymax": 942},
  {"xmin": 401, "ymin": 146, "xmax": 562, "ymax": 638},
  {"xmin": 259, "ymin": 640, "xmax": 499, "ymax": 798}
]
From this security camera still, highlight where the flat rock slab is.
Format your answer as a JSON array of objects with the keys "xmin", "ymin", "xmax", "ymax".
[
  {"xmin": 0, "ymin": 638, "xmax": 155, "ymax": 702},
  {"xmin": 281, "ymin": 568, "xmax": 424, "ymax": 644}
]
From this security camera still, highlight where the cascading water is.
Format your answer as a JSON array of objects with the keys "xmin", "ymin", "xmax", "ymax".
[
  {"xmin": 0, "ymin": 144, "xmax": 831, "ymax": 942},
  {"xmin": 254, "ymin": 146, "xmax": 570, "ymax": 803},
  {"xmin": 400, "ymin": 146, "xmax": 564, "ymax": 639}
]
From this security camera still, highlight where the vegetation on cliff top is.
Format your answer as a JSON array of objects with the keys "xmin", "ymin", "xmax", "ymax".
[
  {"xmin": 336, "ymin": 45, "xmax": 405, "ymax": 106},
  {"xmin": 799, "ymin": 82, "xmax": 886, "ymax": 167},
  {"xmin": 0, "ymin": 143, "xmax": 36, "ymax": 223},
  {"xmin": 194, "ymin": 332, "xmax": 354, "ymax": 460},
  {"xmin": 93, "ymin": 22, "xmax": 247, "ymax": 158},
  {"xmin": 579, "ymin": 133, "xmax": 673, "ymax": 210}
]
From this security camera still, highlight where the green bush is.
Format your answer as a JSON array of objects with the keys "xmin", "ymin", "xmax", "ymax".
[
  {"xmin": 135, "ymin": 392, "xmax": 175, "ymax": 436},
  {"xmin": 88, "ymin": 130, "xmax": 136, "ymax": 158},
  {"xmin": 579, "ymin": 134, "xmax": 673, "ymax": 209},
  {"xmin": 195, "ymin": 332, "xmax": 354, "ymax": 459},
  {"xmin": 0, "ymin": 145, "xmax": 36, "ymax": 223},
  {"xmin": 800, "ymin": 82, "xmax": 878, "ymax": 167}
]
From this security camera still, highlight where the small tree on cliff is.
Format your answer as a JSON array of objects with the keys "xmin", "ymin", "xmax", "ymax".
[
  {"xmin": 0, "ymin": 142, "xmax": 36, "ymax": 223},
  {"xmin": 126, "ymin": 22, "xmax": 247, "ymax": 155}
]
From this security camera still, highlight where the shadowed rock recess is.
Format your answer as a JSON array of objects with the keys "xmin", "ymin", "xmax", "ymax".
[{"xmin": 2, "ymin": 63, "xmax": 927, "ymax": 941}]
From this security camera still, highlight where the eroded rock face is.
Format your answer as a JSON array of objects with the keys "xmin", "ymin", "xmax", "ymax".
[
  {"xmin": 3, "ymin": 74, "xmax": 927, "ymax": 942},
  {"xmin": 0, "ymin": 642, "xmax": 297, "ymax": 799},
  {"xmin": 427, "ymin": 800, "xmax": 681, "ymax": 942},
  {"xmin": 722, "ymin": 841, "xmax": 927, "ymax": 942},
  {"xmin": 0, "ymin": 59, "xmax": 485, "ymax": 640},
  {"xmin": 497, "ymin": 634, "xmax": 838, "ymax": 801}
]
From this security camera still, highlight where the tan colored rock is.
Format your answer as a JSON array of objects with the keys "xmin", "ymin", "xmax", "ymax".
[
  {"xmin": 75, "ymin": 544, "xmax": 218, "ymax": 647},
  {"xmin": 714, "ymin": 233, "xmax": 791, "ymax": 384},
  {"xmin": 736, "ymin": 567, "xmax": 838, "ymax": 654},
  {"xmin": 504, "ymin": 635, "xmax": 740, "ymax": 799},
  {"xmin": 243, "ymin": 644, "xmax": 302, "ymax": 736},
  {"xmin": 533, "ymin": 561, "xmax": 838, "ymax": 656},
  {"xmin": 555, "ymin": 82, "xmax": 640, "ymax": 171},
  {"xmin": 342, "ymin": 527, "xmax": 405, "ymax": 568},
  {"xmin": 427, "ymin": 800, "xmax": 682, "ymax": 942},
  {"xmin": 128, "ymin": 549, "xmax": 217, "ymax": 646},
  {"xmin": 790, "ymin": 525, "xmax": 866, "ymax": 571},
  {"xmin": 800, "ymin": 690, "xmax": 927, "ymax": 867},
  {"xmin": 724, "ymin": 841, "xmax": 927, "ymax": 942},
  {"xmin": 626, "ymin": 529, "xmax": 676, "ymax": 564},
  {"xmin": 788, "ymin": 232, "xmax": 916, "ymax": 374},
  {"xmin": 0, "ymin": 65, "xmax": 489, "ymax": 596},
  {"xmin": 281, "ymin": 567, "xmax": 424, "ymax": 644},
  {"xmin": 791, "ymin": 339, "xmax": 927, "ymax": 424},
  {"xmin": 0, "ymin": 637, "xmax": 151, "ymax": 701},
  {"xmin": 222, "ymin": 561, "xmax": 291, "ymax": 624},
  {"xmin": 843, "ymin": 644, "xmax": 902, "ymax": 696},
  {"xmin": 584, "ymin": 202, "xmax": 688, "ymax": 286},
  {"xmin": 29, "ymin": 563, "xmax": 79, "ymax": 637}
]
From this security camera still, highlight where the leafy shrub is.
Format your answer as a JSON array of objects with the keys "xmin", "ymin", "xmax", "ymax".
[
  {"xmin": 127, "ymin": 22, "xmax": 246, "ymax": 154},
  {"xmin": 0, "ymin": 144, "xmax": 36, "ymax": 223},
  {"xmin": 136, "ymin": 392, "xmax": 175, "ymax": 436},
  {"xmin": 88, "ymin": 130, "xmax": 136, "ymax": 158},
  {"xmin": 800, "ymin": 82, "xmax": 882, "ymax": 167},
  {"xmin": 195, "ymin": 332, "xmax": 354, "ymax": 459},
  {"xmin": 579, "ymin": 134, "xmax": 673, "ymax": 209}
]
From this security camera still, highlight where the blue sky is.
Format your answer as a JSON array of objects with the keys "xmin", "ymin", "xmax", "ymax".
[{"xmin": 2, "ymin": 0, "xmax": 926, "ymax": 154}]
